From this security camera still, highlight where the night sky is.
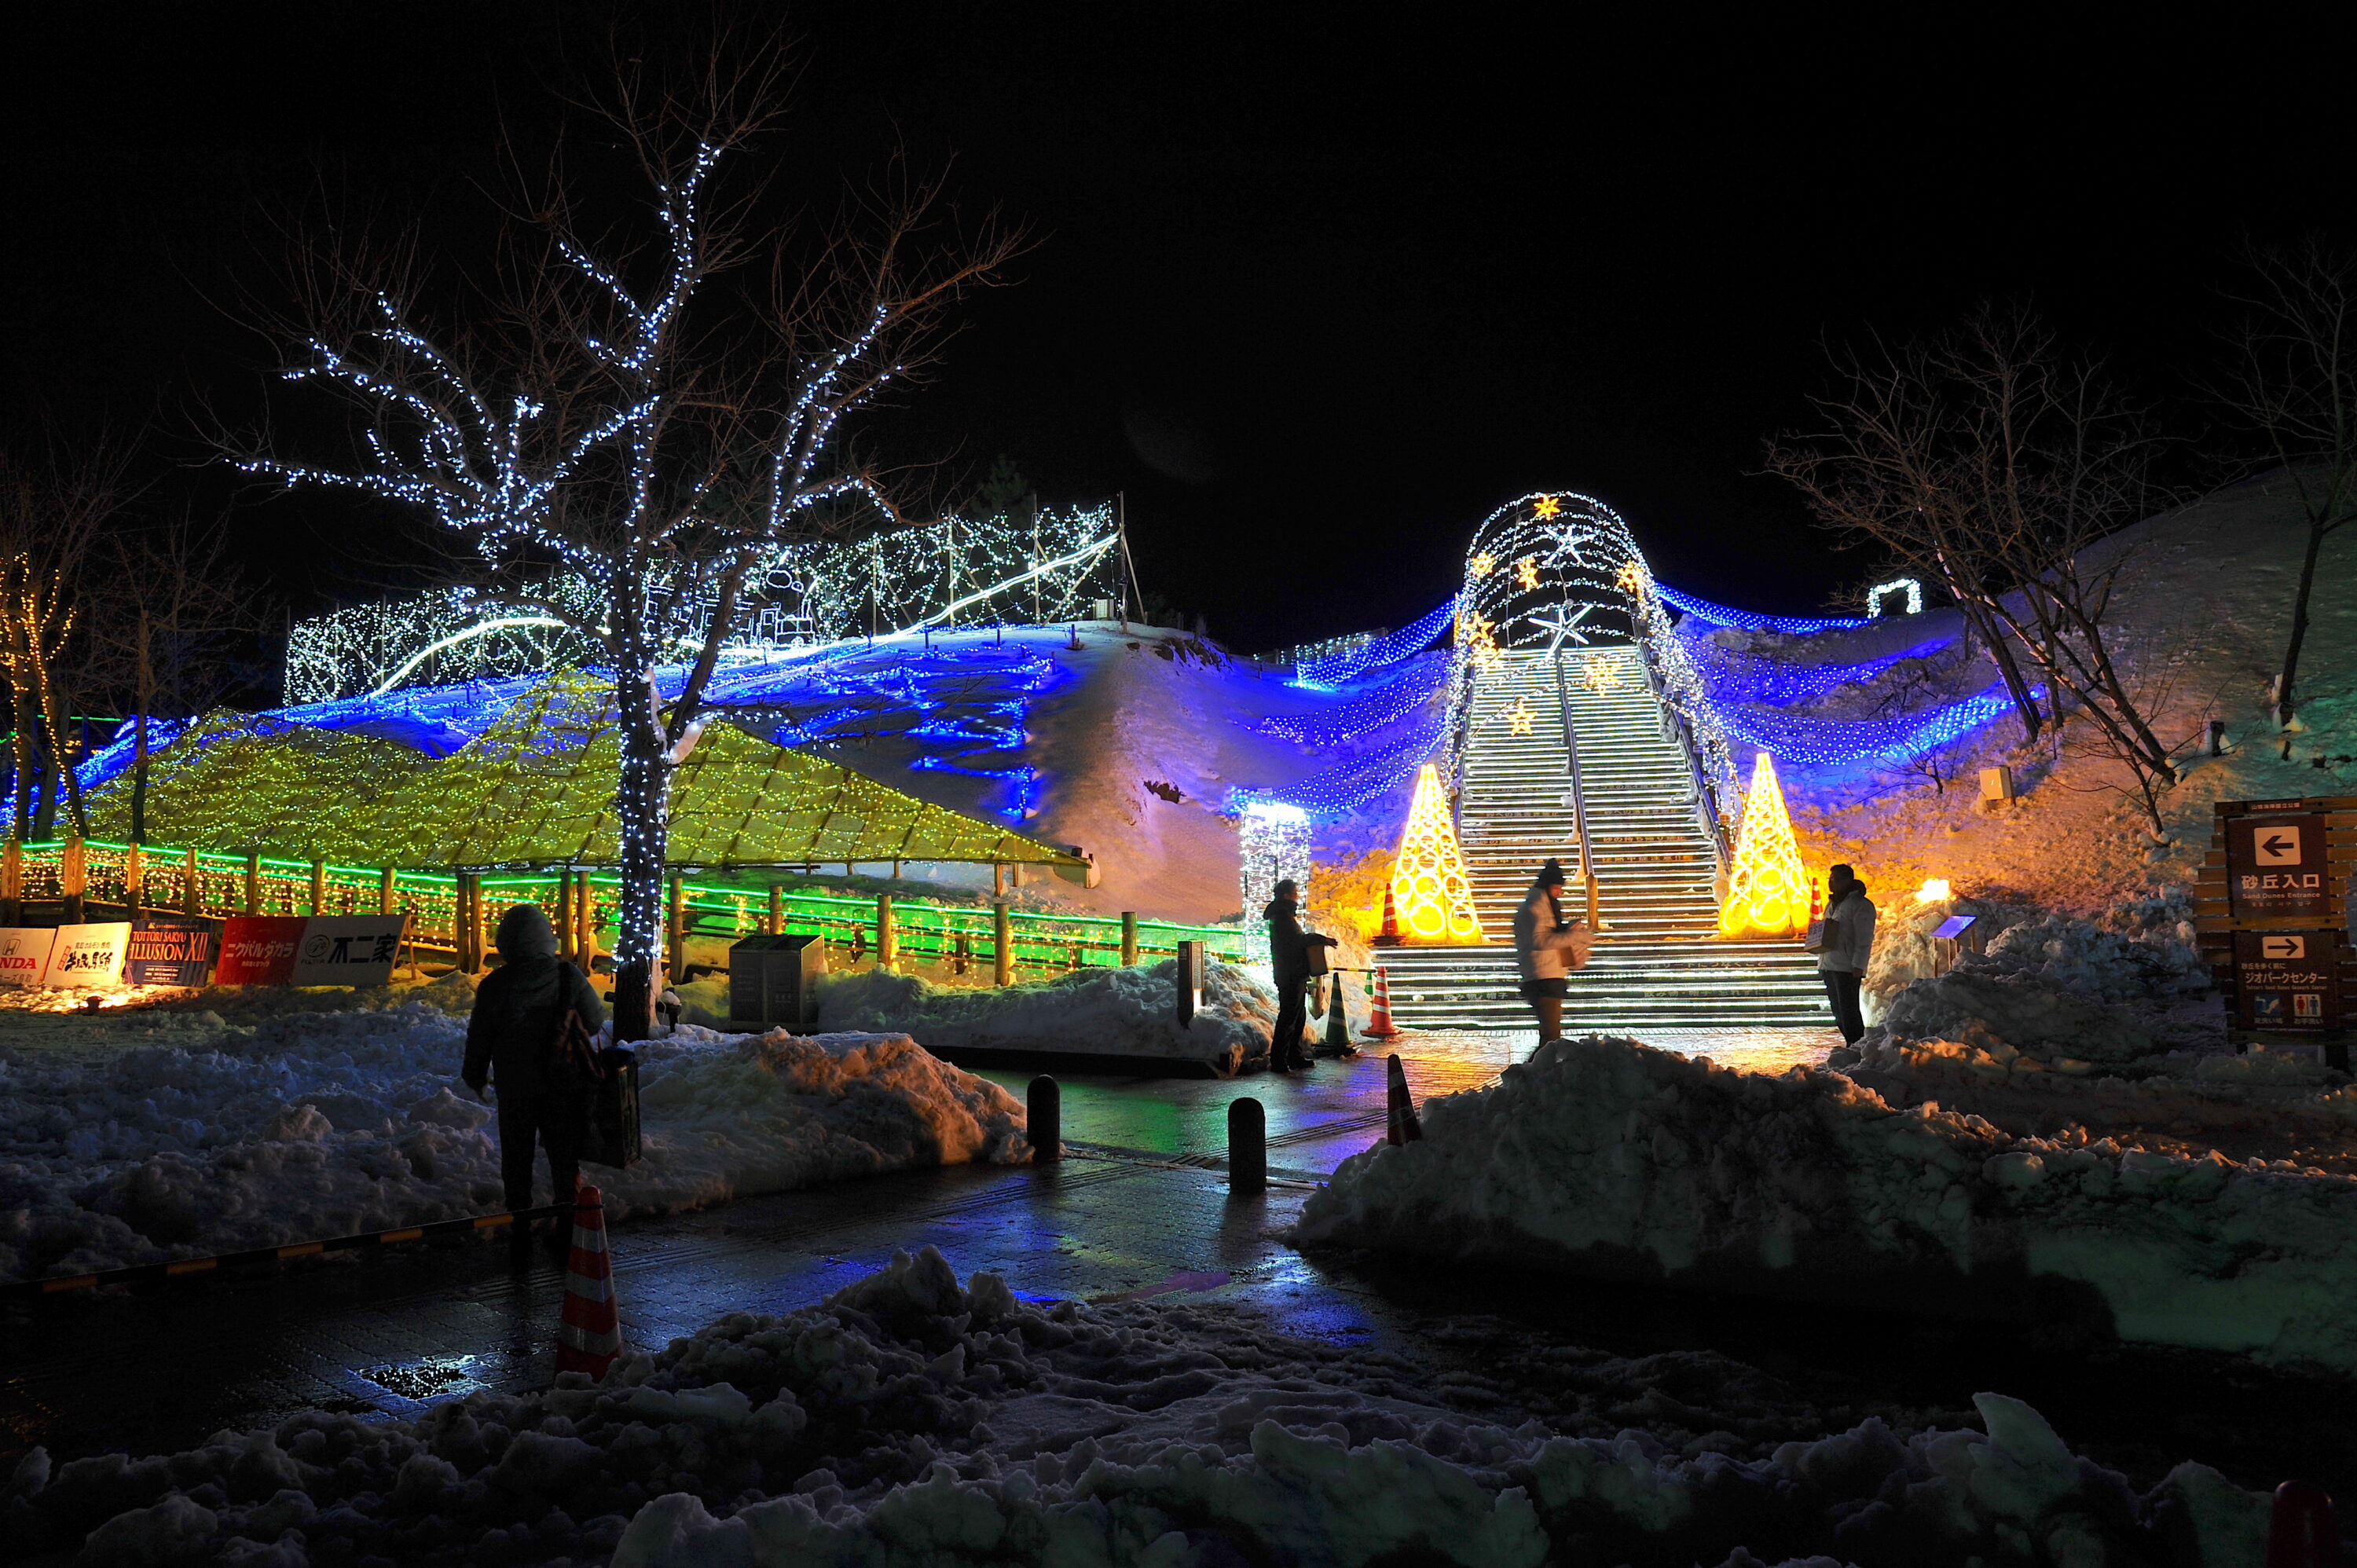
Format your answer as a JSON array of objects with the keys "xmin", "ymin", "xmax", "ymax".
[{"xmin": 3, "ymin": 6, "xmax": 2347, "ymax": 662}]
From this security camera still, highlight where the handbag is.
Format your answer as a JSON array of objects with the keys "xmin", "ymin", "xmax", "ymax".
[{"xmin": 545, "ymin": 962, "xmax": 604, "ymax": 1085}]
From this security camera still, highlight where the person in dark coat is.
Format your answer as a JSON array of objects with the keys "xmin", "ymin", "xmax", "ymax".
[
  {"xmin": 463, "ymin": 904, "xmax": 607, "ymax": 1213},
  {"xmin": 1263, "ymin": 879, "xmax": 1336, "ymax": 1073}
]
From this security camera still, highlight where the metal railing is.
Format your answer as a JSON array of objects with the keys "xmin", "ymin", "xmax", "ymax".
[
  {"xmin": 1628, "ymin": 637, "xmax": 1735, "ymax": 878},
  {"xmin": 1548, "ymin": 653, "xmax": 1601, "ymax": 928}
]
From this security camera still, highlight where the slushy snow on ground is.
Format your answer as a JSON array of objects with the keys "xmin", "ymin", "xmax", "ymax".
[
  {"xmin": 1296, "ymin": 1035, "xmax": 2357, "ymax": 1377},
  {"xmin": 0, "ymin": 993, "xmax": 1028, "ymax": 1284},
  {"xmin": 4, "ymin": 1246, "xmax": 2272, "ymax": 1568}
]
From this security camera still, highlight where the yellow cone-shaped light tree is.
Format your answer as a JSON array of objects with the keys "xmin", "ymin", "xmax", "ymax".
[
  {"xmin": 1391, "ymin": 763, "xmax": 1485, "ymax": 943},
  {"xmin": 1717, "ymin": 752, "xmax": 1811, "ymax": 938}
]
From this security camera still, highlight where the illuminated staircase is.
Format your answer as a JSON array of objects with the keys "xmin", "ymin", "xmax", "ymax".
[{"xmin": 1377, "ymin": 647, "xmax": 1829, "ymax": 1031}]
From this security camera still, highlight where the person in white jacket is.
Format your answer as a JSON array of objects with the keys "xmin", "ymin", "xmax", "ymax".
[
  {"xmin": 1512, "ymin": 859, "xmax": 1593, "ymax": 1043},
  {"xmin": 1816, "ymin": 863, "xmax": 1877, "ymax": 1043}
]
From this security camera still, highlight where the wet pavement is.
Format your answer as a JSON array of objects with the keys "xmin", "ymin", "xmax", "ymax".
[
  {"xmin": 0, "ymin": 1028, "xmax": 1824, "ymax": 1471},
  {"xmin": 15, "ymin": 1022, "xmax": 2352, "ymax": 1511}
]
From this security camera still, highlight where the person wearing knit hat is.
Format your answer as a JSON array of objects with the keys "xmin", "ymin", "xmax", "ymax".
[{"xmin": 1512, "ymin": 858, "xmax": 1592, "ymax": 1046}]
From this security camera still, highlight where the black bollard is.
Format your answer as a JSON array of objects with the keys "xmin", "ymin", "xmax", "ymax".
[
  {"xmin": 1028, "ymin": 1074, "xmax": 1061, "ymax": 1163},
  {"xmin": 1228, "ymin": 1097, "xmax": 1266, "ymax": 1194}
]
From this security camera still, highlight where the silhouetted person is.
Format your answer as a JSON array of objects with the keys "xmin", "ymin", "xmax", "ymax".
[
  {"xmin": 1512, "ymin": 858, "xmax": 1592, "ymax": 1043},
  {"xmin": 1263, "ymin": 879, "xmax": 1336, "ymax": 1072},
  {"xmin": 463, "ymin": 904, "xmax": 606, "ymax": 1214},
  {"xmin": 1817, "ymin": 863, "xmax": 1877, "ymax": 1044}
]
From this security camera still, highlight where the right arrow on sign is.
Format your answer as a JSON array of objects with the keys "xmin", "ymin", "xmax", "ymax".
[{"xmin": 2263, "ymin": 935, "xmax": 2307, "ymax": 960}]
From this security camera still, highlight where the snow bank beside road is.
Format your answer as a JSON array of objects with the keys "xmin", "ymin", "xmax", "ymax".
[
  {"xmin": 5, "ymin": 1247, "xmax": 2270, "ymax": 1568},
  {"xmin": 814, "ymin": 958, "xmax": 1307, "ymax": 1073},
  {"xmin": 1297, "ymin": 1035, "xmax": 2357, "ymax": 1376},
  {"xmin": 0, "ymin": 1006, "xmax": 1027, "ymax": 1283}
]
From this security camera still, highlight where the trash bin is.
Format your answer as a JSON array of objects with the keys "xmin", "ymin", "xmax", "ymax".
[{"xmin": 729, "ymin": 933, "xmax": 826, "ymax": 1030}]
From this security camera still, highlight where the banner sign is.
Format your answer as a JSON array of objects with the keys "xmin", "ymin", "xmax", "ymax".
[
  {"xmin": 2233, "ymin": 929, "xmax": 2344, "ymax": 1032},
  {"xmin": 215, "ymin": 916, "xmax": 308, "ymax": 985},
  {"xmin": 42, "ymin": 922, "xmax": 132, "ymax": 987},
  {"xmin": 0, "ymin": 927, "xmax": 55, "ymax": 987},
  {"xmin": 289, "ymin": 914, "xmax": 409, "ymax": 987},
  {"xmin": 126, "ymin": 918, "xmax": 218, "ymax": 987},
  {"xmin": 2226, "ymin": 812, "xmax": 2333, "ymax": 920}
]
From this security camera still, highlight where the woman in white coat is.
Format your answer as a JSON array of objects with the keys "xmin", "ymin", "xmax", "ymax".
[{"xmin": 1512, "ymin": 859, "xmax": 1593, "ymax": 1043}]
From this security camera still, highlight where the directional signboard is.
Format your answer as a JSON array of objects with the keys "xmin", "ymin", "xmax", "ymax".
[
  {"xmin": 2226, "ymin": 811, "xmax": 2333, "ymax": 919},
  {"xmin": 2232, "ymin": 929, "xmax": 2343, "ymax": 1032}
]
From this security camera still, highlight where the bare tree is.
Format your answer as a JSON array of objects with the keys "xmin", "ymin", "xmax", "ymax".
[
  {"xmin": 1765, "ymin": 329, "xmax": 2046, "ymax": 742},
  {"xmin": 235, "ymin": 35, "xmax": 1021, "ymax": 1036},
  {"xmin": 2217, "ymin": 242, "xmax": 2357, "ymax": 727},
  {"xmin": 94, "ymin": 511, "xmax": 255, "ymax": 843},
  {"xmin": 0, "ymin": 431, "xmax": 137, "ymax": 840},
  {"xmin": 1767, "ymin": 307, "xmax": 2185, "ymax": 837}
]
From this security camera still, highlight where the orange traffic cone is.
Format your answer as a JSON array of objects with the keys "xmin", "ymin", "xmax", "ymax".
[
  {"xmin": 1363, "ymin": 964, "xmax": 1401, "ymax": 1039},
  {"xmin": 2268, "ymin": 1481, "xmax": 2340, "ymax": 1566},
  {"xmin": 555, "ymin": 1185, "xmax": 621, "ymax": 1380},
  {"xmin": 1385, "ymin": 1053, "xmax": 1422, "ymax": 1145},
  {"xmin": 1372, "ymin": 887, "xmax": 1402, "ymax": 947}
]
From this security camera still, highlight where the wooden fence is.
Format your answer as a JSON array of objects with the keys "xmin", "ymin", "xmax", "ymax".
[{"xmin": 0, "ymin": 837, "xmax": 1243, "ymax": 987}]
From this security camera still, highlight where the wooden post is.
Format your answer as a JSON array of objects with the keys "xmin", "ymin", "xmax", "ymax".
[
  {"xmin": 378, "ymin": 866, "xmax": 395, "ymax": 916},
  {"xmin": 555, "ymin": 866, "xmax": 574, "ymax": 961},
  {"xmin": 993, "ymin": 863, "xmax": 1005, "ymax": 899},
  {"xmin": 1, "ymin": 838, "xmax": 19, "ymax": 925},
  {"xmin": 453, "ymin": 874, "xmax": 469, "ymax": 971},
  {"xmin": 666, "ymin": 874, "xmax": 686, "ymax": 986},
  {"xmin": 61, "ymin": 836, "xmax": 85, "ymax": 925},
  {"xmin": 993, "ymin": 900, "xmax": 1014, "ymax": 987},
  {"xmin": 309, "ymin": 858, "xmax": 327, "ymax": 917},
  {"xmin": 766, "ymin": 884, "xmax": 783, "ymax": 936},
  {"xmin": 182, "ymin": 848, "xmax": 200, "ymax": 917},
  {"xmin": 1120, "ymin": 910, "xmax": 1138, "ymax": 967},
  {"xmin": 476, "ymin": 875, "xmax": 494, "ymax": 973},
  {"xmin": 876, "ymin": 892, "xmax": 896, "ymax": 973},
  {"xmin": 244, "ymin": 852, "xmax": 262, "ymax": 917},
  {"xmin": 577, "ymin": 875, "xmax": 598, "ymax": 972},
  {"xmin": 124, "ymin": 843, "xmax": 143, "ymax": 914}
]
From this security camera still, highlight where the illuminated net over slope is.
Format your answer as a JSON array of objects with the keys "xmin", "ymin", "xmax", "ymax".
[
  {"xmin": 1389, "ymin": 764, "xmax": 1484, "ymax": 943},
  {"xmin": 1717, "ymin": 753, "xmax": 1811, "ymax": 939},
  {"xmin": 79, "ymin": 672, "xmax": 1086, "ymax": 872}
]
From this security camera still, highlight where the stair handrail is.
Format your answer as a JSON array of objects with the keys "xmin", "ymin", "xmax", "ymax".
[
  {"xmin": 1549, "ymin": 651, "xmax": 1601, "ymax": 930},
  {"xmin": 1628, "ymin": 627, "xmax": 1736, "ymax": 877}
]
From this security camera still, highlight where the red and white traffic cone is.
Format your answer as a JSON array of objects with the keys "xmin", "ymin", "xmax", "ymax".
[
  {"xmin": 1385, "ymin": 1053, "xmax": 1422, "ymax": 1145},
  {"xmin": 2267, "ymin": 1481, "xmax": 2340, "ymax": 1567},
  {"xmin": 555, "ymin": 1185, "xmax": 621, "ymax": 1381},
  {"xmin": 1363, "ymin": 964, "xmax": 1401, "ymax": 1039},
  {"xmin": 1373, "ymin": 887, "xmax": 1402, "ymax": 947}
]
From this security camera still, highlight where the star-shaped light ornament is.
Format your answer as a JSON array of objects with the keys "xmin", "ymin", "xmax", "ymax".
[
  {"xmin": 1468, "ymin": 551, "xmax": 1496, "ymax": 579},
  {"xmin": 1507, "ymin": 698, "xmax": 1536, "ymax": 735},
  {"xmin": 1532, "ymin": 495, "xmax": 1563, "ymax": 520},
  {"xmin": 1615, "ymin": 559, "xmax": 1648, "ymax": 596},
  {"xmin": 1529, "ymin": 602, "xmax": 1595, "ymax": 650},
  {"xmin": 1514, "ymin": 556, "xmax": 1540, "ymax": 591},
  {"xmin": 1583, "ymin": 655, "xmax": 1618, "ymax": 694}
]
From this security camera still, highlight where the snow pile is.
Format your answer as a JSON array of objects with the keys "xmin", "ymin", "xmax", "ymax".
[
  {"xmin": 1296, "ymin": 1035, "xmax": 2357, "ymax": 1375},
  {"xmin": 5, "ymin": 1247, "xmax": 2271, "ymax": 1568},
  {"xmin": 1867, "ymin": 896, "xmax": 2216, "ymax": 1064},
  {"xmin": 813, "ymin": 959, "xmax": 1298, "ymax": 1073},
  {"xmin": 0, "ymin": 1008, "xmax": 1027, "ymax": 1283}
]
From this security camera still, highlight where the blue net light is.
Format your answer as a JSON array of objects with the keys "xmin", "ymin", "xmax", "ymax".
[
  {"xmin": 1292, "ymin": 597, "xmax": 1458, "ymax": 688},
  {"xmin": 1654, "ymin": 584, "xmax": 1870, "ymax": 635}
]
